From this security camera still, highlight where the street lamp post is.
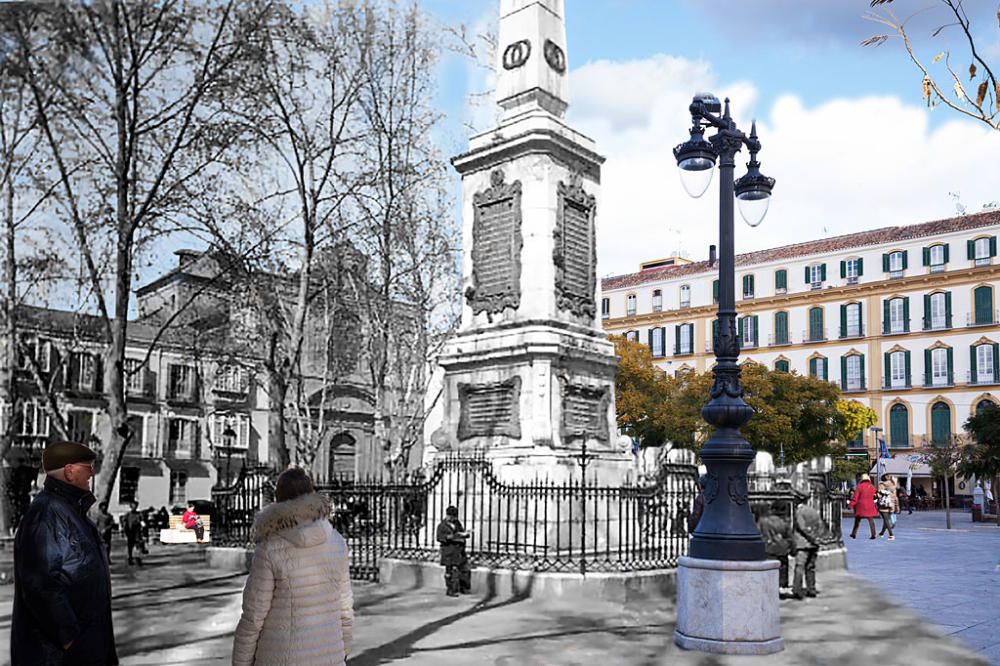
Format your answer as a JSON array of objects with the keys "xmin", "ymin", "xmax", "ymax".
[
  {"xmin": 672, "ymin": 94, "xmax": 782, "ymax": 655},
  {"xmin": 870, "ymin": 426, "xmax": 884, "ymax": 482}
]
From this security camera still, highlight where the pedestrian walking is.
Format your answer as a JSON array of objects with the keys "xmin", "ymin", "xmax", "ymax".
[
  {"xmin": 232, "ymin": 467, "xmax": 354, "ymax": 666},
  {"xmin": 848, "ymin": 473, "xmax": 878, "ymax": 539},
  {"xmin": 757, "ymin": 502, "xmax": 793, "ymax": 597},
  {"xmin": 11, "ymin": 441, "xmax": 118, "ymax": 665},
  {"xmin": 121, "ymin": 501, "xmax": 145, "ymax": 566},
  {"xmin": 94, "ymin": 501, "xmax": 115, "ymax": 563},
  {"xmin": 897, "ymin": 485, "xmax": 911, "ymax": 515},
  {"xmin": 790, "ymin": 493, "xmax": 827, "ymax": 599},
  {"xmin": 877, "ymin": 474, "xmax": 896, "ymax": 540},
  {"xmin": 436, "ymin": 505, "xmax": 471, "ymax": 597}
]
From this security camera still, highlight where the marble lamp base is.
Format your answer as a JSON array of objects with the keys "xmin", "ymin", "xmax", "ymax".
[{"xmin": 674, "ymin": 556, "xmax": 784, "ymax": 655}]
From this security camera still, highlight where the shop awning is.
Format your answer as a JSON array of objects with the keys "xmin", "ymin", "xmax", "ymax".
[{"xmin": 870, "ymin": 454, "xmax": 933, "ymax": 478}]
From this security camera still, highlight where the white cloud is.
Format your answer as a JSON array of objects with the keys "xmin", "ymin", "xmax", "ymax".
[{"xmin": 566, "ymin": 55, "xmax": 1000, "ymax": 279}]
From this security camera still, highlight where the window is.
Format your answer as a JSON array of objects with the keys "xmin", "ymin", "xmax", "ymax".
[
  {"xmin": 807, "ymin": 264, "xmax": 825, "ymax": 288},
  {"xmin": 650, "ymin": 327, "xmax": 665, "ymax": 357},
  {"xmin": 601, "ymin": 298, "xmax": 610, "ymax": 320},
  {"xmin": 977, "ymin": 399, "xmax": 997, "ymax": 414},
  {"xmin": 844, "ymin": 355, "xmax": 863, "ymax": 391},
  {"xmin": 626, "ymin": 294, "xmax": 636, "ymax": 316},
  {"xmin": 886, "ymin": 297, "xmax": 908, "ymax": 334},
  {"xmin": 168, "ymin": 418, "xmax": 198, "ymax": 458},
  {"xmin": 975, "ymin": 343, "xmax": 997, "ymax": 384},
  {"xmin": 126, "ymin": 414, "xmax": 151, "ymax": 457},
  {"xmin": 889, "ymin": 404, "xmax": 908, "ymax": 447},
  {"xmin": 169, "ymin": 365, "xmax": 196, "ymax": 400},
  {"xmin": 841, "ymin": 302, "xmax": 862, "ymax": 338},
  {"xmin": 624, "ymin": 330, "xmax": 639, "ymax": 343},
  {"xmin": 35, "ymin": 339, "xmax": 52, "ymax": 373},
  {"xmin": 773, "ymin": 311, "xmax": 789, "ymax": 345},
  {"xmin": 889, "ymin": 351, "xmax": 907, "ymax": 388},
  {"xmin": 212, "ymin": 412, "xmax": 251, "ymax": 450},
  {"xmin": 652, "ymin": 290, "xmax": 662, "ymax": 312},
  {"xmin": 974, "ymin": 286, "xmax": 994, "ymax": 325},
  {"xmin": 841, "ymin": 258, "xmax": 861, "ymax": 284},
  {"xmin": 775, "ymin": 360, "xmax": 790, "ymax": 373},
  {"xmin": 169, "ymin": 470, "xmax": 188, "ymax": 504},
  {"xmin": 679, "ymin": 285, "xmax": 691, "ymax": 308},
  {"xmin": 884, "ymin": 250, "xmax": 907, "ymax": 277},
  {"xmin": 215, "ymin": 365, "xmax": 248, "ymax": 394},
  {"xmin": 70, "ymin": 352, "xmax": 97, "ymax": 392},
  {"xmin": 930, "ymin": 402, "xmax": 951, "ymax": 445},
  {"xmin": 929, "ymin": 348, "xmax": 951, "ymax": 386},
  {"xmin": 774, "ymin": 269, "xmax": 787, "ymax": 294},
  {"xmin": 974, "ymin": 237, "xmax": 992, "ymax": 266},
  {"xmin": 927, "ymin": 244, "xmax": 947, "ymax": 272},
  {"xmin": 742, "ymin": 275, "xmax": 755, "ymax": 299},
  {"xmin": 19, "ymin": 401, "xmax": 50, "ymax": 437},
  {"xmin": 927, "ymin": 292, "xmax": 948, "ymax": 330},
  {"xmin": 808, "ymin": 306, "xmax": 824, "ymax": 341},
  {"xmin": 712, "ymin": 280, "xmax": 719, "ymax": 304},
  {"xmin": 740, "ymin": 315, "xmax": 757, "ymax": 348},
  {"xmin": 119, "ymin": 467, "xmax": 140, "ymax": 505},
  {"xmin": 676, "ymin": 323, "xmax": 693, "ymax": 355},
  {"xmin": 124, "ymin": 358, "xmax": 146, "ymax": 395},
  {"xmin": 809, "ymin": 357, "xmax": 828, "ymax": 381},
  {"xmin": 67, "ymin": 410, "xmax": 93, "ymax": 444}
]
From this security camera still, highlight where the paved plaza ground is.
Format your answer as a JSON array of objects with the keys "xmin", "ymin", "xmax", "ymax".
[{"xmin": 0, "ymin": 510, "xmax": 994, "ymax": 665}]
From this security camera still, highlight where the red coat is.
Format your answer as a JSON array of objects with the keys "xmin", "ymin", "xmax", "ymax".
[
  {"xmin": 182, "ymin": 510, "xmax": 200, "ymax": 529},
  {"xmin": 849, "ymin": 481, "xmax": 878, "ymax": 518}
]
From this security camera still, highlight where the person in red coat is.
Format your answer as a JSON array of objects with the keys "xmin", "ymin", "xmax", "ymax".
[
  {"xmin": 182, "ymin": 502, "xmax": 206, "ymax": 542},
  {"xmin": 848, "ymin": 473, "xmax": 878, "ymax": 539}
]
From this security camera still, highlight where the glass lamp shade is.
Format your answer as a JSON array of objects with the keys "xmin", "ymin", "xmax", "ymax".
[
  {"xmin": 736, "ymin": 191, "xmax": 770, "ymax": 227},
  {"xmin": 677, "ymin": 157, "xmax": 715, "ymax": 198}
]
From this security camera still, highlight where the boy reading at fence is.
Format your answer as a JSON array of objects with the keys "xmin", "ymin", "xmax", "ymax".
[{"xmin": 436, "ymin": 506, "xmax": 471, "ymax": 597}]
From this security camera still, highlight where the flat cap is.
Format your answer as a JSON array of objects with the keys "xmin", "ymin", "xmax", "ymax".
[{"xmin": 42, "ymin": 441, "xmax": 97, "ymax": 472}]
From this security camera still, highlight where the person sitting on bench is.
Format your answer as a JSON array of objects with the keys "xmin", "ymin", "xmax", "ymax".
[{"xmin": 182, "ymin": 502, "xmax": 205, "ymax": 542}]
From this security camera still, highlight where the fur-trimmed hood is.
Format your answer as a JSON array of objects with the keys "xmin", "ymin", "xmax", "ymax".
[{"xmin": 253, "ymin": 492, "xmax": 332, "ymax": 545}]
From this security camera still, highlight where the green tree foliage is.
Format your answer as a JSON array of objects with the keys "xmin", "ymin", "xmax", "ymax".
[
  {"xmin": 831, "ymin": 455, "xmax": 870, "ymax": 485},
  {"xmin": 961, "ymin": 404, "xmax": 1000, "ymax": 525}
]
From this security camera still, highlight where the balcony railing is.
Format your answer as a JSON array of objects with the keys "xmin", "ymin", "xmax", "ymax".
[
  {"xmin": 967, "ymin": 370, "xmax": 1000, "ymax": 385},
  {"xmin": 882, "ymin": 322, "xmax": 910, "ymax": 335},
  {"xmin": 674, "ymin": 344, "xmax": 694, "ymax": 356},
  {"xmin": 922, "ymin": 377, "xmax": 954, "ymax": 388},
  {"xmin": 168, "ymin": 444, "xmax": 196, "ymax": 460},
  {"xmin": 881, "ymin": 380, "xmax": 912, "ymax": 390},
  {"xmin": 839, "ymin": 325, "xmax": 864, "ymax": 339},
  {"xmin": 922, "ymin": 317, "xmax": 951, "ymax": 331},
  {"xmin": 768, "ymin": 333, "xmax": 792, "ymax": 346},
  {"xmin": 842, "ymin": 380, "xmax": 867, "ymax": 393},
  {"xmin": 967, "ymin": 310, "xmax": 999, "ymax": 327},
  {"xmin": 802, "ymin": 328, "xmax": 829, "ymax": 343}
]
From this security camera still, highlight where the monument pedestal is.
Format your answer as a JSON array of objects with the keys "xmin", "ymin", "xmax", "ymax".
[{"xmin": 674, "ymin": 556, "xmax": 784, "ymax": 655}]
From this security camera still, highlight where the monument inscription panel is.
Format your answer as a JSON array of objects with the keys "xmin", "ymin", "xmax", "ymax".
[
  {"xmin": 467, "ymin": 169, "xmax": 523, "ymax": 317},
  {"xmin": 560, "ymin": 382, "xmax": 609, "ymax": 443},
  {"xmin": 554, "ymin": 172, "xmax": 596, "ymax": 318},
  {"xmin": 458, "ymin": 376, "xmax": 522, "ymax": 440}
]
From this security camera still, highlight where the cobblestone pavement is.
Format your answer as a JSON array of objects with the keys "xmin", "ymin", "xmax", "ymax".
[
  {"xmin": 0, "ymin": 525, "xmax": 992, "ymax": 665},
  {"xmin": 841, "ymin": 508, "xmax": 1000, "ymax": 665}
]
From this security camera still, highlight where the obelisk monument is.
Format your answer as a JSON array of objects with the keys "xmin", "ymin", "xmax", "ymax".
[{"xmin": 429, "ymin": 0, "xmax": 630, "ymax": 483}]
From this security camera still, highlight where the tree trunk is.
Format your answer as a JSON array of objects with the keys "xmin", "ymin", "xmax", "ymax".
[
  {"xmin": 0, "ymin": 173, "xmax": 17, "ymax": 535},
  {"xmin": 943, "ymin": 473, "xmax": 951, "ymax": 529},
  {"xmin": 268, "ymin": 369, "xmax": 290, "ymax": 470}
]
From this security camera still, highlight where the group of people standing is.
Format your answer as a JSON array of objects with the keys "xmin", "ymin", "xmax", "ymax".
[
  {"xmin": 757, "ymin": 490, "xmax": 830, "ymax": 600},
  {"xmin": 848, "ymin": 473, "xmax": 902, "ymax": 540}
]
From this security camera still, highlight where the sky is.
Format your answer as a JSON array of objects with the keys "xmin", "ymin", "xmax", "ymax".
[{"xmin": 419, "ymin": 0, "xmax": 1000, "ymax": 280}]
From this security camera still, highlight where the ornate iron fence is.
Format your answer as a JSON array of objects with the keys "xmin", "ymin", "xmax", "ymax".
[{"xmin": 211, "ymin": 464, "xmax": 275, "ymax": 548}]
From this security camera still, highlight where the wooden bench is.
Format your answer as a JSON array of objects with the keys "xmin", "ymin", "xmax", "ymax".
[{"xmin": 159, "ymin": 514, "xmax": 212, "ymax": 544}]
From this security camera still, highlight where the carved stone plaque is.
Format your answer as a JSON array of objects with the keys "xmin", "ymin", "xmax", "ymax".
[
  {"xmin": 553, "ymin": 172, "xmax": 596, "ymax": 318},
  {"xmin": 457, "ymin": 376, "xmax": 522, "ymax": 440},
  {"xmin": 466, "ymin": 169, "xmax": 523, "ymax": 317},
  {"xmin": 560, "ymin": 383, "xmax": 609, "ymax": 443}
]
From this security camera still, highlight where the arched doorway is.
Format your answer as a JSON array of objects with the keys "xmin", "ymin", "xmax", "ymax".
[
  {"xmin": 976, "ymin": 398, "xmax": 997, "ymax": 415},
  {"xmin": 930, "ymin": 401, "xmax": 951, "ymax": 445},
  {"xmin": 328, "ymin": 433, "xmax": 357, "ymax": 480}
]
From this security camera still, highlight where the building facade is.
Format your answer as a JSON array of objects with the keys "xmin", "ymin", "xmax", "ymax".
[{"xmin": 601, "ymin": 210, "xmax": 1000, "ymax": 497}]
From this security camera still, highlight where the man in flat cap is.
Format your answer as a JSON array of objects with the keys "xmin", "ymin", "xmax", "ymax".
[{"xmin": 11, "ymin": 441, "xmax": 119, "ymax": 665}]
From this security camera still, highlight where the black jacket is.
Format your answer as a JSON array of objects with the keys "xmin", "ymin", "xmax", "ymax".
[
  {"xmin": 11, "ymin": 476, "xmax": 118, "ymax": 665},
  {"xmin": 436, "ymin": 517, "xmax": 468, "ymax": 566},
  {"xmin": 758, "ymin": 514, "xmax": 792, "ymax": 557}
]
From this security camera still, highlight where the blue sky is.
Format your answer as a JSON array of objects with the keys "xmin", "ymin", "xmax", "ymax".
[{"xmin": 419, "ymin": 1, "xmax": 1000, "ymax": 278}]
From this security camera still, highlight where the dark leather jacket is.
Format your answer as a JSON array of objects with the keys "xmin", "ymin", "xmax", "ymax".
[
  {"xmin": 12, "ymin": 476, "xmax": 118, "ymax": 665},
  {"xmin": 436, "ymin": 517, "xmax": 468, "ymax": 566}
]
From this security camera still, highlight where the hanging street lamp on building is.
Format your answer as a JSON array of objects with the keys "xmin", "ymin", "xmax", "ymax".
[{"xmin": 672, "ymin": 93, "xmax": 782, "ymax": 655}]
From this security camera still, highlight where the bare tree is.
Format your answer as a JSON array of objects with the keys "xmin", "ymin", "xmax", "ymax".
[
  {"xmin": 865, "ymin": 0, "xmax": 999, "ymax": 130},
  {"xmin": 8, "ymin": 0, "xmax": 267, "ymax": 507},
  {"xmin": 922, "ymin": 434, "xmax": 968, "ymax": 529}
]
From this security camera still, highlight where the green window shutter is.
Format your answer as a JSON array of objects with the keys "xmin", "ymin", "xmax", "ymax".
[
  {"xmin": 857, "ymin": 257, "xmax": 864, "ymax": 276},
  {"xmin": 840, "ymin": 356, "xmax": 847, "ymax": 390},
  {"xmin": 753, "ymin": 315, "xmax": 759, "ymax": 345},
  {"xmin": 974, "ymin": 286, "xmax": 992, "ymax": 324},
  {"xmin": 943, "ymin": 244, "xmax": 950, "ymax": 263},
  {"xmin": 993, "ymin": 343, "xmax": 999, "ymax": 378},
  {"xmin": 804, "ymin": 266, "xmax": 810, "ymax": 284},
  {"xmin": 840, "ymin": 260, "xmax": 846, "ymax": 279},
  {"xmin": 713, "ymin": 279, "xmax": 719, "ymax": 303},
  {"xmin": 904, "ymin": 351, "xmax": 911, "ymax": 386},
  {"xmin": 883, "ymin": 299, "xmax": 890, "ymax": 334},
  {"xmin": 991, "ymin": 236, "xmax": 997, "ymax": 257},
  {"xmin": 968, "ymin": 239, "xmax": 976, "ymax": 260},
  {"xmin": 882, "ymin": 253, "xmax": 890, "ymax": 272},
  {"xmin": 902, "ymin": 297, "xmax": 910, "ymax": 332},
  {"xmin": 774, "ymin": 311, "xmax": 786, "ymax": 344},
  {"xmin": 809, "ymin": 357, "xmax": 817, "ymax": 377},
  {"xmin": 922, "ymin": 247, "xmax": 930, "ymax": 266},
  {"xmin": 676, "ymin": 326, "xmax": 682, "ymax": 354},
  {"xmin": 945, "ymin": 291, "xmax": 952, "ymax": 328},
  {"xmin": 775, "ymin": 270, "xmax": 786, "ymax": 290},
  {"xmin": 971, "ymin": 345, "xmax": 978, "ymax": 383},
  {"xmin": 859, "ymin": 354, "xmax": 866, "ymax": 389},
  {"xmin": 820, "ymin": 263, "xmax": 827, "ymax": 282},
  {"xmin": 750, "ymin": 275, "xmax": 755, "ymax": 294},
  {"xmin": 901, "ymin": 250, "xmax": 908, "ymax": 270},
  {"xmin": 822, "ymin": 358, "xmax": 829, "ymax": 380},
  {"xmin": 923, "ymin": 294, "xmax": 931, "ymax": 329},
  {"xmin": 931, "ymin": 403, "xmax": 950, "ymax": 445},
  {"xmin": 947, "ymin": 347, "xmax": 953, "ymax": 384},
  {"xmin": 884, "ymin": 352, "xmax": 891, "ymax": 388},
  {"xmin": 741, "ymin": 275, "xmax": 748, "ymax": 294},
  {"xmin": 648, "ymin": 328, "xmax": 654, "ymax": 351},
  {"xmin": 924, "ymin": 349, "xmax": 932, "ymax": 386}
]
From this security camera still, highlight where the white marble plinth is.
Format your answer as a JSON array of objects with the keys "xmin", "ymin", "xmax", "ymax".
[{"xmin": 674, "ymin": 556, "xmax": 784, "ymax": 655}]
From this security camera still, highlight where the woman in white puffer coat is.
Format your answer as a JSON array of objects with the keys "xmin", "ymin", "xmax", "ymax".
[{"xmin": 232, "ymin": 467, "xmax": 354, "ymax": 666}]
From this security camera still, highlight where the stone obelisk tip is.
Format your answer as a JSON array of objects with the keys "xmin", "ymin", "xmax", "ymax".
[{"xmin": 496, "ymin": 0, "xmax": 569, "ymax": 119}]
